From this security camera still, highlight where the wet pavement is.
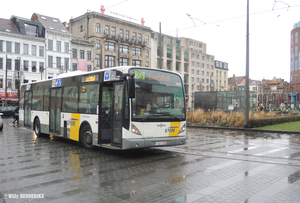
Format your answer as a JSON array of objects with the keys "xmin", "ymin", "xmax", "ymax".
[{"xmin": 0, "ymin": 117, "xmax": 300, "ymax": 203}]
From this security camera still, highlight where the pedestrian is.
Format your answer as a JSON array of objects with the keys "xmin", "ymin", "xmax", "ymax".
[{"xmin": 13, "ymin": 106, "xmax": 19, "ymax": 125}]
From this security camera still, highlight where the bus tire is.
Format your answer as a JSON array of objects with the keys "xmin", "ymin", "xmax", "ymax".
[
  {"xmin": 80, "ymin": 125, "xmax": 95, "ymax": 150},
  {"xmin": 34, "ymin": 118, "xmax": 42, "ymax": 137}
]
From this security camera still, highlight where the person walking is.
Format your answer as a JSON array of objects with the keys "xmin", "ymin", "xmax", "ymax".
[{"xmin": 13, "ymin": 106, "xmax": 19, "ymax": 125}]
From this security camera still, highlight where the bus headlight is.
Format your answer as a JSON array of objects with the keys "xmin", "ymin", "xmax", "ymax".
[
  {"xmin": 131, "ymin": 124, "xmax": 142, "ymax": 135},
  {"xmin": 179, "ymin": 124, "xmax": 186, "ymax": 133}
]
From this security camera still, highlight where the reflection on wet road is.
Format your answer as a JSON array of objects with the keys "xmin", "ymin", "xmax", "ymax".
[{"xmin": 0, "ymin": 118, "xmax": 300, "ymax": 203}]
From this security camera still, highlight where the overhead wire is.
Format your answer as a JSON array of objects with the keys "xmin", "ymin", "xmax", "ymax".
[{"xmin": 165, "ymin": 4, "xmax": 300, "ymax": 34}]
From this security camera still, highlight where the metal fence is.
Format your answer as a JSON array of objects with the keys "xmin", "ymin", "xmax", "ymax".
[{"xmin": 194, "ymin": 91, "xmax": 257, "ymax": 112}]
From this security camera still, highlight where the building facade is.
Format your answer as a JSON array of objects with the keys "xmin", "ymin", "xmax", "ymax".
[
  {"xmin": 70, "ymin": 37, "xmax": 94, "ymax": 72},
  {"xmin": 0, "ymin": 16, "xmax": 46, "ymax": 104},
  {"xmin": 290, "ymin": 22, "xmax": 300, "ymax": 106},
  {"xmin": 214, "ymin": 60, "xmax": 228, "ymax": 91},
  {"xmin": 69, "ymin": 12, "xmax": 151, "ymax": 70},
  {"xmin": 32, "ymin": 13, "xmax": 72, "ymax": 79},
  {"xmin": 151, "ymin": 32, "xmax": 215, "ymax": 109}
]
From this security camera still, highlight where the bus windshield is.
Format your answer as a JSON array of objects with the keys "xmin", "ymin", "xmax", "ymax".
[{"xmin": 129, "ymin": 68, "xmax": 186, "ymax": 122}]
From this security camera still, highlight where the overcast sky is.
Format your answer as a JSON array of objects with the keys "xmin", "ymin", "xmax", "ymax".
[{"xmin": 2, "ymin": 0, "xmax": 300, "ymax": 82}]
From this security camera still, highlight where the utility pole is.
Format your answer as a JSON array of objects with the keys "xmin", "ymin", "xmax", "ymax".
[
  {"xmin": 159, "ymin": 22, "xmax": 162, "ymax": 69},
  {"xmin": 244, "ymin": 0, "xmax": 250, "ymax": 128},
  {"xmin": 5, "ymin": 54, "xmax": 8, "ymax": 106}
]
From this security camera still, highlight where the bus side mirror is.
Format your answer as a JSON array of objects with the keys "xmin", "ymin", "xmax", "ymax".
[{"xmin": 128, "ymin": 73, "xmax": 135, "ymax": 98}]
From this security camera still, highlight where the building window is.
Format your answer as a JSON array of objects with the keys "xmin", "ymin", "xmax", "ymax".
[
  {"xmin": 96, "ymin": 23, "xmax": 100, "ymax": 33},
  {"xmin": 32, "ymin": 45, "xmax": 36, "ymax": 56},
  {"xmin": 57, "ymin": 41, "xmax": 61, "ymax": 52},
  {"xmin": 138, "ymin": 34, "xmax": 142, "ymax": 44},
  {"xmin": 7, "ymin": 79, "xmax": 12, "ymax": 89},
  {"xmin": 87, "ymin": 51, "xmax": 91, "ymax": 60},
  {"xmin": 295, "ymin": 59, "xmax": 298, "ymax": 71},
  {"xmin": 39, "ymin": 62, "xmax": 44, "ymax": 73},
  {"xmin": 72, "ymin": 49, "xmax": 77, "ymax": 58},
  {"xmin": 295, "ymin": 73, "xmax": 298, "ymax": 84},
  {"xmin": 80, "ymin": 50, "xmax": 84, "ymax": 59},
  {"xmin": 56, "ymin": 57, "xmax": 61, "ymax": 69},
  {"xmin": 296, "ymin": 32, "xmax": 298, "ymax": 44},
  {"xmin": 105, "ymin": 25, "xmax": 109, "ymax": 36},
  {"xmin": 146, "ymin": 50, "xmax": 149, "ymax": 58},
  {"xmin": 73, "ymin": 63, "xmax": 77, "ymax": 71},
  {"xmin": 15, "ymin": 43, "xmax": 20, "ymax": 54},
  {"xmin": 111, "ymin": 27, "xmax": 116, "ymax": 38},
  {"xmin": 48, "ymin": 56, "xmax": 53, "ymax": 68},
  {"xmin": 119, "ymin": 29, "xmax": 124, "ymax": 39},
  {"xmin": 96, "ymin": 40, "xmax": 100, "ymax": 49},
  {"xmin": 105, "ymin": 55, "xmax": 115, "ymax": 67},
  {"xmin": 48, "ymin": 39, "xmax": 53, "ymax": 51},
  {"xmin": 6, "ymin": 41, "xmax": 12, "ymax": 53},
  {"xmin": 65, "ymin": 42, "xmax": 69, "ymax": 53},
  {"xmin": 105, "ymin": 42, "xmax": 115, "ymax": 51},
  {"xmin": 146, "ymin": 36, "xmax": 149, "ymax": 44},
  {"xmin": 23, "ymin": 44, "xmax": 29, "ymax": 55},
  {"xmin": 7, "ymin": 59, "xmax": 12, "ymax": 70},
  {"xmin": 87, "ymin": 65, "xmax": 91, "ymax": 71},
  {"xmin": 120, "ymin": 58, "xmax": 129, "ymax": 66},
  {"xmin": 15, "ymin": 59, "xmax": 20, "ymax": 71},
  {"xmin": 32, "ymin": 61, "xmax": 37, "ymax": 72},
  {"xmin": 96, "ymin": 54, "xmax": 100, "ymax": 67},
  {"xmin": 24, "ymin": 60, "xmax": 29, "ymax": 71},
  {"xmin": 133, "ymin": 32, "xmax": 136, "ymax": 42},
  {"xmin": 64, "ymin": 58, "xmax": 69, "ymax": 71},
  {"xmin": 132, "ymin": 60, "xmax": 141, "ymax": 67},
  {"xmin": 0, "ymin": 40, "xmax": 3, "ymax": 52},
  {"xmin": 119, "ymin": 45, "xmax": 129, "ymax": 54},
  {"xmin": 125, "ymin": 30, "xmax": 129, "ymax": 41},
  {"xmin": 132, "ymin": 47, "xmax": 141, "ymax": 56},
  {"xmin": 39, "ymin": 46, "xmax": 44, "ymax": 57}
]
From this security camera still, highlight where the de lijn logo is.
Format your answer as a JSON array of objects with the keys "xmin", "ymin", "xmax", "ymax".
[
  {"xmin": 104, "ymin": 71, "xmax": 110, "ymax": 81},
  {"xmin": 165, "ymin": 126, "xmax": 178, "ymax": 133}
]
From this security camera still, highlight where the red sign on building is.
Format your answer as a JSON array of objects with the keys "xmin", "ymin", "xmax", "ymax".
[{"xmin": 101, "ymin": 5, "xmax": 105, "ymax": 14}]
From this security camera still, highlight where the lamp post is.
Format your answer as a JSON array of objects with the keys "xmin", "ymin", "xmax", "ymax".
[
  {"xmin": 192, "ymin": 82, "xmax": 196, "ymax": 111},
  {"xmin": 244, "ymin": 0, "xmax": 250, "ymax": 128}
]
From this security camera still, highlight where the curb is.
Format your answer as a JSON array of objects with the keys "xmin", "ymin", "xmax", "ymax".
[{"xmin": 187, "ymin": 124, "xmax": 300, "ymax": 134}]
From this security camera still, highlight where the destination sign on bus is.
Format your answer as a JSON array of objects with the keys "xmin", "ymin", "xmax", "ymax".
[
  {"xmin": 134, "ymin": 70, "xmax": 170, "ymax": 82},
  {"xmin": 83, "ymin": 75, "xmax": 99, "ymax": 83}
]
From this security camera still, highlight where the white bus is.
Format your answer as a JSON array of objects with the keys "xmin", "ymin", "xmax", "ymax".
[{"xmin": 19, "ymin": 66, "xmax": 186, "ymax": 150}]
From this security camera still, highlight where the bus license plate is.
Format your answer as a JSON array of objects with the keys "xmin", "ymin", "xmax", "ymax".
[{"xmin": 154, "ymin": 141, "xmax": 167, "ymax": 146}]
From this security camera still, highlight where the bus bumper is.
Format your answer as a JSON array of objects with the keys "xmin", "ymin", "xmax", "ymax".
[{"xmin": 122, "ymin": 136, "xmax": 186, "ymax": 150}]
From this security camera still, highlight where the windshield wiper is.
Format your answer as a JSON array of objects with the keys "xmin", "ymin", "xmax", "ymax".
[
  {"xmin": 141, "ymin": 112, "xmax": 182, "ymax": 121},
  {"xmin": 141, "ymin": 113, "xmax": 164, "ymax": 121}
]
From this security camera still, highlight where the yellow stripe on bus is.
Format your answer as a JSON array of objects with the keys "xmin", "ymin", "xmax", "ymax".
[
  {"xmin": 169, "ymin": 122, "xmax": 180, "ymax": 137},
  {"xmin": 70, "ymin": 113, "xmax": 80, "ymax": 141}
]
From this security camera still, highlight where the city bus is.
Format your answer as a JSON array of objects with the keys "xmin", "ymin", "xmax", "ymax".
[{"xmin": 19, "ymin": 66, "xmax": 186, "ymax": 150}]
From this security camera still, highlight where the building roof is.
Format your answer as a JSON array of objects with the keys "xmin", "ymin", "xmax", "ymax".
[
  {"xmin": 228, "ymin": 76, "xmax": 245, "ymax": 85},
  {"xmin": 0, "ymin": 18, "xmax": 19, "ymax": 34},
  {"xmin": 31, "ymin": 13, "xmax": 69, "ymax": 34}
]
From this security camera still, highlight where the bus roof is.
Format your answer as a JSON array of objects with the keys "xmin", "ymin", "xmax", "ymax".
[{"xmin": 21, "ymin": 66, "xmax": 182, "ymax": 87}]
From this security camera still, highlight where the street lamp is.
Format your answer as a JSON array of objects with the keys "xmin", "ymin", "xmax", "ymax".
[{"xmin": 192, "ymin": 82, "xmax": 196, "ymax": 110}]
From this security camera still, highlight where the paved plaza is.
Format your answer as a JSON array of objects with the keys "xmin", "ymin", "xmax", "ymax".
[{"xmin": 0, "ymin": 117, "xmax": 300, "ymax": 202}]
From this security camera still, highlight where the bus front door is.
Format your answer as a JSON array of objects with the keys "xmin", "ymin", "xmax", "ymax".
[
  {"xmin": 112, "ymin": 83, "xmax": 123, "ymax": 147},
  {"xmin": 24, "ymin": 91, "xmax": 32, "ymax": 127},
  {"xmin": 99, "ymin": 83, "xmax": 123, "ymax": 148},
  {"xmin": 49, "ymin": 88, "xmax": 62, "ymax": 133}
]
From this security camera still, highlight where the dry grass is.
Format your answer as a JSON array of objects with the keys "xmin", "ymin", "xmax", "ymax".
[{"xmin": 187, "ymin": 108, "xmax": 293, "ymax": 127}]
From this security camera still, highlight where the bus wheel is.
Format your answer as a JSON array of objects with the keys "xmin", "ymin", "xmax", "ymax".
[
  {"xmin": 80, "ymin": 125, "xmax": 95, "ymax": 149},
  {"xmin": 34, "ymin": 118, "xmax": 41, "ymax": 137}
]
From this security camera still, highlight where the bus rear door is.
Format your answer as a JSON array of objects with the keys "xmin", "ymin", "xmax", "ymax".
[
  {"xmin": 49, "ymin": 88, "xmax": 62, "ymax": 134},
  {"xmin": 24, "ymin": 91, "xmax": 32, "ymax": 127}
]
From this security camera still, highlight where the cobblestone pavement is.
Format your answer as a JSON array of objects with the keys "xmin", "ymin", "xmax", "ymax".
[{"xmin": 0, "ymin": 117, "xmax": 300, "ymax": 203}]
